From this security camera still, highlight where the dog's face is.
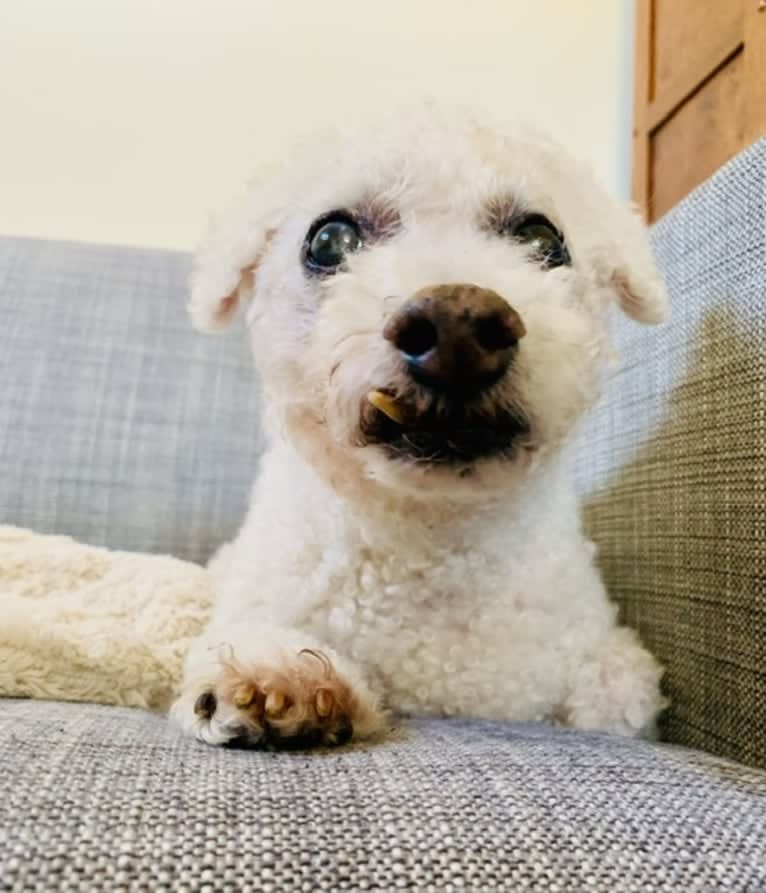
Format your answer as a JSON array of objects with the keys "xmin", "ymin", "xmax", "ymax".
[{"xmin": 190, "ymin": 110, "xmax": 668, "ymax": 500}]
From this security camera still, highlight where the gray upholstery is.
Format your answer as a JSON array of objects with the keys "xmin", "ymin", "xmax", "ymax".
[
  {"xmin": 2, "ymin": 700, "xmax": 765, "ymax": 892},
  {"xmin": 0, "ymin": 238, "xmax": 261, "ymax": 564},
  {"xmin": 2, "ymin": 141, "xmax": 766, "ymax": 891},
  {"xmin": 574, "ymin": 136, "xmax": 766, "ymax": 769}
]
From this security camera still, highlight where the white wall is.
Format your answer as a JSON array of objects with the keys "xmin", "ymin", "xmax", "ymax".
[{"xmin": 0, "ymin": 1, "xmax": 634, "ymax": 251}]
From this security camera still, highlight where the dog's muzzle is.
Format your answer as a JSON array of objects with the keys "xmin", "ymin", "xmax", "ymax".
[{"xmin": 360, "ymin": 283, "xmax": 530, "ymax": 464}]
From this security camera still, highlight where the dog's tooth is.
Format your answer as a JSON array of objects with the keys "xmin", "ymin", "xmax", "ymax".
[{"xmin": 367, "ymin": 390, "xmax": 406, "ymax": 424}]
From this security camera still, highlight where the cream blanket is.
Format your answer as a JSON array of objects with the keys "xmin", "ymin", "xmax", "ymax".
[{"xmin": 0, "ymin": 526, "xmax": 213, "ymax": 710}]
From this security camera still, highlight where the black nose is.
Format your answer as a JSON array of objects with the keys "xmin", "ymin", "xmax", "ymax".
[{"xmin": 383, "ymin": 284, "xmax": 526, "ymax": 395}]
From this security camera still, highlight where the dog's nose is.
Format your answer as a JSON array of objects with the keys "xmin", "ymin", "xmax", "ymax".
[{"xmin": 383, "ymin": 284, "xmax": 526, "ymax": 395}]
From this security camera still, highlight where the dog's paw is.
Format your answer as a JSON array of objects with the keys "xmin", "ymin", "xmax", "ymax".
[
  {"xmin": 560, "ymin": 628, "xmax": 667, "ymax": 738},
  {"xmin": 173, "ymin": 649, "xmax": 379, "ymax": 748}
]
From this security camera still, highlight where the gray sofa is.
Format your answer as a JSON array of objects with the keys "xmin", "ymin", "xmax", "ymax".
[{"xmin": 1, "ymin": 139, "xmax": 764, "ymax": 891}]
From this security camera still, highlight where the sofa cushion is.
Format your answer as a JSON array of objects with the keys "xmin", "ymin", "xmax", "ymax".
[
  {"xmin": 1, "ymin": 699, "xmax": 764, "ymax": 891},
  {"xmin": 0, "ymin": 237, "xmax": 261, "ymax": 564}
]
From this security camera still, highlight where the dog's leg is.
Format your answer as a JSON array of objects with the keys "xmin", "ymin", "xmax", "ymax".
[
  {"xmin": 559, "ymin": 626, "xmax": 667, "ymax": 738},
  {"xmin": 170, "ymin": 623, "xmax": 384, "ymax": 747}
]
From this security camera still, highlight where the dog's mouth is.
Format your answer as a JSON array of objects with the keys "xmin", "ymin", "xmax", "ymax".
[{"xmin": 359, "ymin": 389, "xmax": 530, "ymax": 465}]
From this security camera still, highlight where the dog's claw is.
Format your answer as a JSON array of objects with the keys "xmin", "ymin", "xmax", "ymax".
[
  {"xmin": 233, "ymin": 683, "xmax": 259, "ymax": 709},
  {"xmin": 194, "ymin": 690, "xmax": 217, "ymax": 719},
  {"xmin": 265, "ymin": 689, "xmax": 288, "ymax": 717},
  {"xmin": 315, "ymin": 688, "xmax": 335, "ymax": 718}
]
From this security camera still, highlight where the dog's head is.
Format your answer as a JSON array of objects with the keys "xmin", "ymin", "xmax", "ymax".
[{"xmin": 190, "ymin": 108, "xmax": 668, "ymax": 500}]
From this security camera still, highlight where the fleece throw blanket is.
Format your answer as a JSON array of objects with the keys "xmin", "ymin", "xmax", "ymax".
[{"xmin": 0, "ymin": 526, "xmax": 213, "ymax": 710}]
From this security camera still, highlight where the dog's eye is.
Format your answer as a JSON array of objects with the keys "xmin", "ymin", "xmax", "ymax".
[
  {"xmin": 509, "ymin": 214, "xmax": 570, "ymax": 269},
  {"xmin": 304, "ymin": 213, "xmax": 362, "ymax": 273}
]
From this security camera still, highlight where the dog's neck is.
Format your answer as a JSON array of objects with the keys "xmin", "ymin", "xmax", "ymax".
[{"xmin": 268, "ymin": 434, "xmax": 578, "ymax": 558}]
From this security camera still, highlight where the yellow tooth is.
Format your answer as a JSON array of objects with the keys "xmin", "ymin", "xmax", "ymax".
[{"xmin": 367, "ymin": 390, "xmax": 406, "ymax": 424}]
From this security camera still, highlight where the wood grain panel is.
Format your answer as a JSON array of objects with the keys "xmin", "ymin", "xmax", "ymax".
[
  {"xmin": 633, "ymin": 0, "xmax": 762, "ymax": 221},
  {"xmin": 651, "ymin": 52, "xmax": 745, "ymax": 220},
  {"xmin": 744, "ymin": 0, "xmax": 766, "ymax": 143},
  {"xmin": 653, "ymin": 0, "xmax": 743, "ymax": 101}
]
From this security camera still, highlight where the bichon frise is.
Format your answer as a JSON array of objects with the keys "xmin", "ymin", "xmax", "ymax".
[{"xmin": 171, "ymin": 107, "xmax": 668, "ymax": 748}]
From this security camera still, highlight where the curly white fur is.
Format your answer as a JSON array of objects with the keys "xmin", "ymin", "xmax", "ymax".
[{"xmin": 172, "ymin": 107, "xmax": 669, "ymax": 747}]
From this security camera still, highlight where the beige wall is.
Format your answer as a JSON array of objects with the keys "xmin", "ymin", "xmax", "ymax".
[{"xmin": 0, "ymin": 1, "xmax": 633, "ymax": 251}]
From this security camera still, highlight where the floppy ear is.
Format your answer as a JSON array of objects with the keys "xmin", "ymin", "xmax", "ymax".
[
  {"xmin": 187, "ymin": 188, "xmax": 276, "ymax": 333},
  {"xmin": 601, "ymin": 203, "xmax": 670, "ymax": 325}
]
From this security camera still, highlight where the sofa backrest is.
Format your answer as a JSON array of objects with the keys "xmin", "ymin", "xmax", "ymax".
[
  {"xmin": 0, "ymin": 238, "xmax": 262, "ymax": 564},
  {"xmin": 574, "ymin": 136, "xmax": 766, "ymax": 768}
]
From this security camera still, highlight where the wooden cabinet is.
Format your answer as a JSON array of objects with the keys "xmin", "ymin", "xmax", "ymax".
[{"xmin": 633, "ymin": 0, "xmax": 766, "ymax": 221}]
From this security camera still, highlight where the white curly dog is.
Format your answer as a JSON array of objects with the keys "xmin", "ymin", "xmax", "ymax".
[{"xmin": 171, "ymin": 107, "xmax": 668, "ymax": 748}]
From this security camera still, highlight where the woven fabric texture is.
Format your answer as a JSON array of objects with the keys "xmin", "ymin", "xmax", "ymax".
[
  {"xmin": 1, "ymin": 699, "xmax": 765, "ymax": 892},
  {"xmin": 574, "ymin": 138, "xmax": 766, "ymax": 768},
  {"xmin": 0, "ymin": 237, "xmax": 261, "ymax": 564}
]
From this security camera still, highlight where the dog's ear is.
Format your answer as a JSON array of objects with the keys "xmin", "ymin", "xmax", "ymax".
[
  {"xmin": 187, "ymin": 189, "xmax": 277, "ymax": 333},
  {"xmin": 598, "ymin": 204, "xmax": 670, "ymax": 325},
  {"xmin": 611, "ymin": 265, "xmax": 669, "ymax": 324}
]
